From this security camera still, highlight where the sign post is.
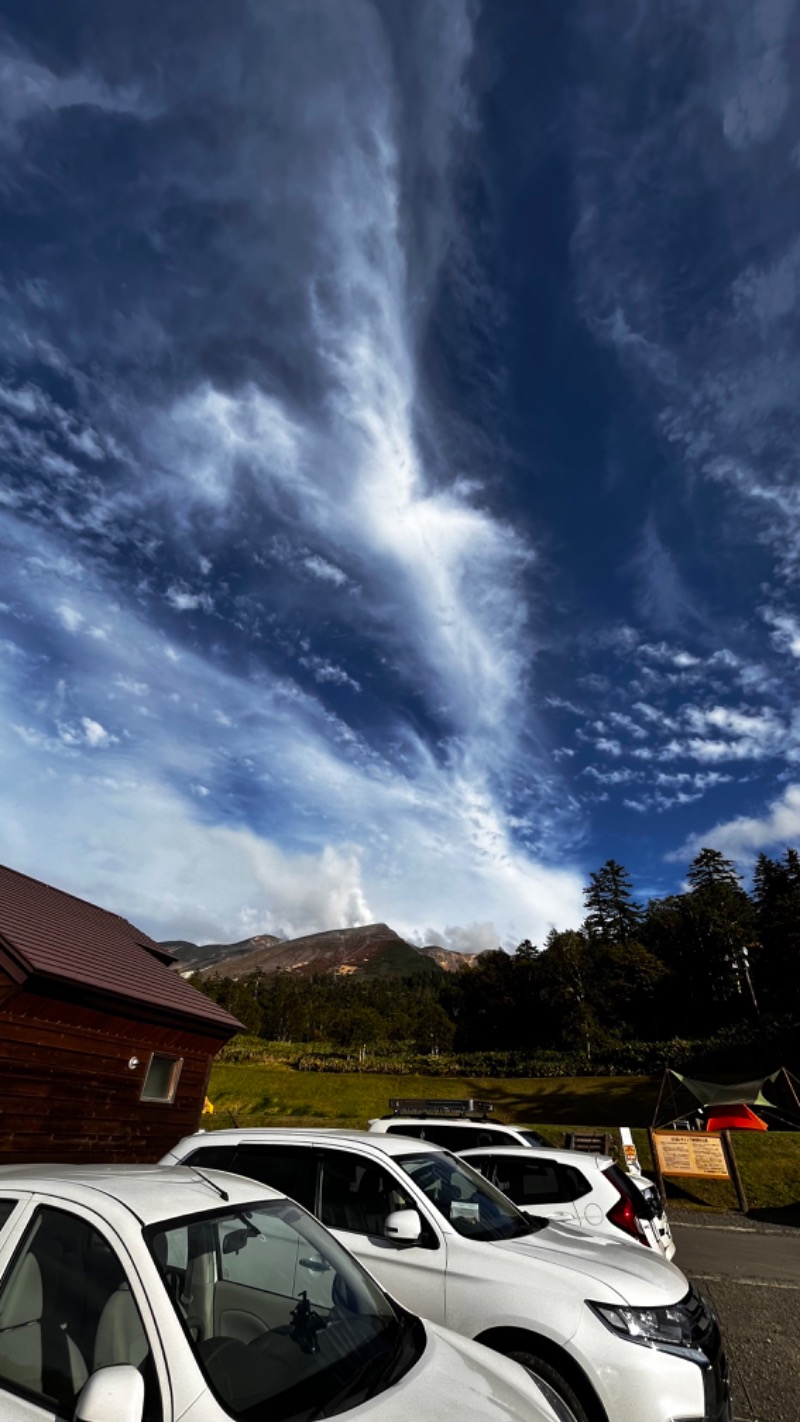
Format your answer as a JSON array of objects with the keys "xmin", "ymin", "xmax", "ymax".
[
  {"xmin": 619, "ymin": 1126, "xmax": 642, "ymax": 1176},
  {"xmin": 721, "ymin": 1130, "xmax": 749, "ymax": 1215}
]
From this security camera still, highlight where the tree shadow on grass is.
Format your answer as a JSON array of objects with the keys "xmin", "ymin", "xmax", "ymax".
[
  {"xmin": 747, "ymin": 1204, "xmax": 800, "ymax": 1228},
  {"xmin": 664, "ymin": 1179, "xmax": 738, "ymax": 1212},
  {"xmin": 462, "ymin": 1077, "xmax": 659, "ymax": 1126}
]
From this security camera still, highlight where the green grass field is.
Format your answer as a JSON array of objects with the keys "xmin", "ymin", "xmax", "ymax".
[
  {"xmin": 205, "ymin": 1062, "xmax": 800, "ymax": 1218},
  {"xmin": 206, "ymin": 1063, "xmax": 660, "ymax": 1128}
]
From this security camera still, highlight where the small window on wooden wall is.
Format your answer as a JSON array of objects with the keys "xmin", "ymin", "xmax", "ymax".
[{"xmin": 141, "ymin": 1053, "xmax": 183, "ymax": 1103}]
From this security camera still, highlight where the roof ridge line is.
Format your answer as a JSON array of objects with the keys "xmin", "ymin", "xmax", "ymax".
[{"xmin": 0, "ymin": 862, "xmax": 158, "ymax": 947}]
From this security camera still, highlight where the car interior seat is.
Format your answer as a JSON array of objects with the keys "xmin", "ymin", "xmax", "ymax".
[
  {"xmin": 0, "ymin": 1253, "xmax": 88, "ymax": 1405},
  {"xmin": 93, "ymin": 1282, "xmax": 149, "ymax": 1371}
]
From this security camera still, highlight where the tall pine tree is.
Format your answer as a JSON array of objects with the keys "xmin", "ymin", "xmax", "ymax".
[{"xmin": 583, "ymin": 860, "xmax": 643, "ymax": 946}]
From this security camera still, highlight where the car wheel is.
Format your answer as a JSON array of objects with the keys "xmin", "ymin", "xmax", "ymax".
[{"xmin": 507, "ymin": 1351, "xmax": 591, "ymax": 1422}]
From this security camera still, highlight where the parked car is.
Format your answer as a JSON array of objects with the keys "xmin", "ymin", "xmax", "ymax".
[
  {"xmin": 458, "ymin": 1146, "xmax": 676, "ymax": 1260},
  {"xmin": 0, "ymin": 1163, "xmax": 560, "ymax": 1422},
  {"xmin": 368, "ymin": 1100, "xmax": 550, "ymax": 1151},
  {"xmin": 164, "ymin": 1129, "xmax": 730, "ymax": 1422}
]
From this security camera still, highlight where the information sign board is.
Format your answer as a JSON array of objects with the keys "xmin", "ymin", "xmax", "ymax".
[{"xmin": 652, "ymin": 1131, "xmax": 730, "ymax": 1180}]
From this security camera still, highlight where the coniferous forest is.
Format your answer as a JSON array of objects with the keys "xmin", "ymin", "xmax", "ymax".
[{"xmin": 194, "ymin": 848, "xmax": 800, "ymax": 1076}]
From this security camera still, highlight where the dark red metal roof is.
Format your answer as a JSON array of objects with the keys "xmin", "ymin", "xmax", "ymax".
[{"xmin": 0, "ymin": 864, "xmax": 242, "ymax": 1035}]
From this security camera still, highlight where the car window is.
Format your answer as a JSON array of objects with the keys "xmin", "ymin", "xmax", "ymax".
[
  {"xmin": 318, "ymin": 1151, "xmax": 422, "ymax": 1241},
  {"xmin": 218, "ymin": 1207, "xmax": 337, "ymax": 1309},
  {"xmin": 462, "ymin": 1153, "xmax": 491, "ymax": 1178},
  {"xmin": 385, "ymin": 1124, "xmax": 427, "ymax": 1140},
  {"xmin": 232, "ymin": 1146, "xmax": 318, "ymax": 1214},
  {"xmin": 183, "ymin": 1143, "xmax": 238, "ymax": 1171},
  {"xmin": 148, "ymin": 1198, "xmax": 424, "ymax": 1422},
  {"xmin": 398, "ymin": 1152, "xmax": 541, "ymax": 1242},
  {"xmin": 412, "ymin": 1124, "xmax": 484, "ymax": 1152},
  {"xmin": 0, "ymin": 1202, "xmax": 16, "ymax": 1233},
  {"xmin": 487, "ymin": 1157, "xmax": 591, "ymax": 1206},
  {"xmin": 184, "ymin": 1143, "xmax": 318, "ymax": 1213},
  {"xmin": 395, "ymin": 1123, "xmax": 513, "ymax": 1151},
  {"xmin": 517, "ymin": 1130, "xmax": 549, "ymax": 1148},
  {"xmin": 0, "ymin": 1206, "xmax": 161, "ymax": 1421},
  {"xmin": 472, "ymin": 1128, "xmax": 517, "ymax": 1148}
]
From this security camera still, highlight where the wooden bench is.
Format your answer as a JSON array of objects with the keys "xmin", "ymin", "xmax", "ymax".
[{"xmin": 563, "ymin": 1131, "xmax": 618, "ymax": 1159}]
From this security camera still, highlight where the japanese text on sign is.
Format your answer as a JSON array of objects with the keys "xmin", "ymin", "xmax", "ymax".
[{"xmin": 652, "ymin": 1132, "xmax": 730, "ymax": 1180}]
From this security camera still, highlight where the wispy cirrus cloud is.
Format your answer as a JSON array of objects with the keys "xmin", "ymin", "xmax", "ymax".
[
  {"xmin": 0, "ymin": 1, "xmax": 584, "ymax": 948},
  {"xmin": 572, "ymin": 0, "xmax": 800, "ymax": 588}
]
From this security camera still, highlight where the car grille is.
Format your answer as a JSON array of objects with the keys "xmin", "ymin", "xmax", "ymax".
[{"xmin": 684, "ymin": 1285, "xmax": 732, "ymax": 1422}]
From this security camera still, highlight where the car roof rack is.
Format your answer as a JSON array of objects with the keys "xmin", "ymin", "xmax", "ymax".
[{"xmin": 386, "ymin": 1098, "xmax": 495, "ymax": 1119}]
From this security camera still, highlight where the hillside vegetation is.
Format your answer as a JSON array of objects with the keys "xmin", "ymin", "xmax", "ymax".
[{"xmin": 192, "ymin": 852, "xmax": 800, "ymax": 1078}]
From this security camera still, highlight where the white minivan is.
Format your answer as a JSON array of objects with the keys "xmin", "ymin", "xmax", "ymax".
[
  {"xmin": 165, "ymin": 1128, "xmax": 730, "ymax": 1422},
  {"xmin": 0, "ymin": 1163, "xmax": 559, "ymax": 1422}
]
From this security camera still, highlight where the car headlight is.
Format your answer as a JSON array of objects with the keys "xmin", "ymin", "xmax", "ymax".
[{"xmin": 589, "ymin": 1300, "xmax": 695, "ymax": 1351}]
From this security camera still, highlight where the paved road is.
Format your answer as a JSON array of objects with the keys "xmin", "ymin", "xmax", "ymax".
[{"xmin": 672, "ymin": 1217, "xmax": 800, "ymax": 1422}]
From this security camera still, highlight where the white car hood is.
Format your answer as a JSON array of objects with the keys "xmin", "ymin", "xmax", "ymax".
[
  {"xmin": 366, "ymin": 1322, "xmax": 560, "ymax": 1422},
  {"xmin": 490, "ymin": 1221, "xmax": 687, "ymax": 1307}
]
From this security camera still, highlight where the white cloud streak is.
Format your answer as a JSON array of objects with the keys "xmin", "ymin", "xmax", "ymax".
[{"xmin": 674, "ymin": 783, "xmax": 800, "ymax": 863}]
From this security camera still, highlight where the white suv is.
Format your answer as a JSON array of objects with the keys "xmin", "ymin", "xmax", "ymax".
[
  {"xmin": 164, "ymin": 1128, "xmax": 731, "ymax": 1422},
  {"xmin": 369, "ymin": 1108, "xmax": 674, "ymax": 1259},
  {"xmin": 0, "ymin": 1164, "xmax": 558, "ymax": 1422},
  {"xmin": 368, "ymin": 1103, "xmax": 550, "ymax": 1152},
  {"xmin": 459, "ymin": 1146, "xmax": 675, "ymax": 1259}
]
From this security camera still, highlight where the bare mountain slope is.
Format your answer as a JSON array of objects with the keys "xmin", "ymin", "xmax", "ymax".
[
  {"xmin": 162, "ymin": 934, "xmax": 281, "ymax": 977},
  {"xmin": 164, "ymin": 924, "xmax": 477, "ymax": 980},
  {"xmin": 419, "ymin": 945, "xmax": 481, "ymax": 972}
]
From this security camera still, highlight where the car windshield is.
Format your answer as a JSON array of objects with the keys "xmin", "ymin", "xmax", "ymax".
[
  {"xmin": 147, "ymin": 1198, "xmax": 423, "ymax": 1421},
  {"xmin": 517, "ymin": 1130, "xmax": 549, "ymax": 1148},
  {"xmin": 397, "ymin": 1152, "xmax": 543, "ymax": 1242}
]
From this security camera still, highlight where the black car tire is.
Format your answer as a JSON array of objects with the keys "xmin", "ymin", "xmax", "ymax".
[{"xmin": 506, "ymin": 1350, "xmax": 592, "ymax": 1422}]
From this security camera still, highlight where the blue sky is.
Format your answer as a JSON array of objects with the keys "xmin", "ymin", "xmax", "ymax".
[{"xmin": 1, "ymin": 0, "xmax": 800, "ymax": 950}]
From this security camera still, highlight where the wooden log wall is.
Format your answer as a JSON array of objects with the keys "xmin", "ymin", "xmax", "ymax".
[{"xmin": 0, "ymin": 985, "xmax": 225, "ymax": 1165}]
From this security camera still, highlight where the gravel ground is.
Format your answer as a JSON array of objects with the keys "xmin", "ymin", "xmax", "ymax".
[{"xmin": 672, "ymin": 1209, "xmax": 800, "ymax": 1422}]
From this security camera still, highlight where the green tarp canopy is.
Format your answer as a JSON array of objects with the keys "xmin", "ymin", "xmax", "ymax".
[
  {"xmin": 669, "ymin": 1070, "xmax": 784, "ymax": 1110},
  {"xmin": 654, "ymin": 1066, "xmax": 800, "ymax": 1128}
]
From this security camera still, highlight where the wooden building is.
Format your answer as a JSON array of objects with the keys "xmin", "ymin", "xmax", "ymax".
[{"xmin": 0, "ymin": 864, "xmax": 242, "ymax": 1164}]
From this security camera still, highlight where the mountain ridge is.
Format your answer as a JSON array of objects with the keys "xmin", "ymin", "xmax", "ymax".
[{"xmin": 164, "ymin": 923, "xmax": 480, "ymax": 979}]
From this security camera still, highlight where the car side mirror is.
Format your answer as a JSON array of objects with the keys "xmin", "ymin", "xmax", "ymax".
[
  {"xmin": 383, "ymin": 1208, "xmax": 422, "ymax": 1244},
  {"xmin": 74, "ymin": 1365, "xmax": 144, "ymax": 1422}
]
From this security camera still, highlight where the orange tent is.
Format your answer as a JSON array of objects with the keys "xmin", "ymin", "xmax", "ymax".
[{"xmin": 706, "ymin": 1104, "xmax": 767, "ymax": 1132}]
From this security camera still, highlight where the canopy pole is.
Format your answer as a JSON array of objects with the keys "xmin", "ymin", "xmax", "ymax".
[
  {"xmin": 782, "ymin": 1067, "xmax": 800, "ymax": 1115},
  {"xmin": 721, "ymin": 1131, "xmax": 748, "ymax": 1215},
  {"xmin": 652, "ymin": 1069, "xmax": 668, "ymax": 1128},
  {"xmin": 646, "ymin": 1127, "xmax": 667, "ymax": 1207}
]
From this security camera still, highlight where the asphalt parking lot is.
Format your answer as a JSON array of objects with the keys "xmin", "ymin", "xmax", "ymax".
[{"xmin": 672, "ymin": 1214, "xmax": 800, "ymax": 1422}]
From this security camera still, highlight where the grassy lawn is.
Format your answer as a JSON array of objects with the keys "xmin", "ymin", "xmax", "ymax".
[
  {"xmin": 205, "ymin": 1063, "xmax": 800, "ymax": 1218},
  {"xmin": 206, "ymin": 1064, "xmax": 660, "ymax": 1129}
]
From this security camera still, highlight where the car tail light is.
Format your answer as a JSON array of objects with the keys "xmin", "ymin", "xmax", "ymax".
[{"xmin": 603, "ymin": 1171, "xmax": 651, "ymax": 1246}]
